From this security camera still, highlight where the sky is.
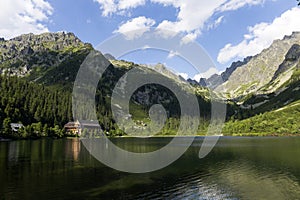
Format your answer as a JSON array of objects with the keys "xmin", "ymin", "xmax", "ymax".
[{"xmin": 0, "ymin": 0, "xmax": 299, "ymax": 80}]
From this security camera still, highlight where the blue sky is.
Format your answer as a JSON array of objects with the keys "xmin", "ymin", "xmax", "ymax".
[{"xmin": 0, "ymin": 0, "xmax": 300, "ymax": 80}]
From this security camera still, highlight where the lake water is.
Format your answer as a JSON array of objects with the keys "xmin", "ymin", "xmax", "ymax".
[{"xmin": 1, "ymin": 137, "xmax": 300, "ymax": 199}]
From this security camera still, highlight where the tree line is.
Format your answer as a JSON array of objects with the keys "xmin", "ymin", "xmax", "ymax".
[{"xmin": 0, "ymin": 75, "xmax": 71, "ymax": 139}]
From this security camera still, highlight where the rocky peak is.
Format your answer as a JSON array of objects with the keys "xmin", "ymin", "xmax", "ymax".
[
  {"xmin": 221, "ymin": 56, "xmax": 252, "ymax": 81},
  {"xmin": 187, "ymin": 78, "xmax": 200, "ymax": 86},
  {"xmin": 199, "ymin": 56, "xmax": 252, "ymax": 89},
  {"xmin": 0, "ymin": 32, "xmax": 92, "ymax": 77},
  {"xmin": 104, "ymin": 53, "xmax": 116, "ymax": 60},
  {"xmin": 216, "ymin": 31, "xmax": 300, "ymax": 99},
  {"xmin": 10, "ymin": 32, "xmax": 79, "ymax": 43},
  {"xmin": 5, "ymin": 32, "xmax": 84, "ymax": 52}
]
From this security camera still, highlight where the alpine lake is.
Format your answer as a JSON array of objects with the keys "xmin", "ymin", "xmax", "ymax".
[{"xmin": 1, "ymin": 136, "xmax": 300, "ymax": 199}]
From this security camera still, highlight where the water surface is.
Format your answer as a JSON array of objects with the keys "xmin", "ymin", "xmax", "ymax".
[{"xmin": 1, "ymin": 137, "xmax": 300, "ymax": 199}]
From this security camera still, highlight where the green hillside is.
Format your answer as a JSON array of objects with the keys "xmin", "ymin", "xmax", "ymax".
[
  {"xmin": 1, "ymin": 31, "xmax": 300, "ymax": 139},
  {"xmin": 223, "ymin": 99, "xmax": 300, "ymax": 136},
  {"xmin": 0, "ymin": 32, "xmax": 215, "ymax": 139}
]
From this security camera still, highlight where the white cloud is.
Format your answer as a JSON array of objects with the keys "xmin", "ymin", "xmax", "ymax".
[
  {"xmin": 181, "ymin": 31, "xmax": 200, "ymax": 44},
  {"xmin": 155, "ymin": 1, "xmax": 224, "ymax": 35},
  {"xmin": 93, "ymin": 0, "xmax": 117, "ymax": 16},
  {"xmin": 193, "ymin": 67, "xmax": 219, "ymax": 81},
  {"xmin": 94, "ymin": 0, "xmax": 267, "ymax": 41},
  {"xmin": 114, "ymin": 16, "xmax": 156, "ymax": 39},
  {"xmin": 207, "ymin": 16, "xmax": 224, "ymax": 30},
  {"xmin": 151, "ymin": 0, "xmax": 266, "ymax": 40},
  {"xmin": 151, "ymin": 0, "xmax": 180, "ymax": 7},
  {"xmin": 0, "ymin": 0, "xmax": 53, "ymax": 39},
  {"xmin": 118, "ymin": 0, "xmax": 146, "ymax": 10},
  {"xmin": 94, "ymin": 0, "xmax": 146, "ymax": 16},
  {"xmin": 142, "ymin": 45, "xmax": 151, "ymax": 49},
  {"xmin": 217, "ymin": 7, "xmax": 300, "ymax": 64},
  {"xmin": 167, "ymin": 50, "xmax": 180, "ymax": 58},
  {"xmin": 178, "ymin": 72, "xmax": 188, "ymax": 80},
  {"xmin": 217, "ymin": 0, "xmax": 265, "ymax": 12}
]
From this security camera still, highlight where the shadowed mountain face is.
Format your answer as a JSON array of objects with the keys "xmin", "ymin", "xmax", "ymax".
[{"xmin": 272, "ymin": 44, "xmax": 300, "ymax": 81}]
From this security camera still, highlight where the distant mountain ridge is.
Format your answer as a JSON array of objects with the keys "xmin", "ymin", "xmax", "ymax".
[
  {"xmin": 2, "ymin": 31, "xmax": 300, "ymax": 102},
  {"xmin": 187, "ymin": 31, "xmax": 300, "ymax": 125},
  {"xmin": 215, "ymin": 32, "xmax": 300, "ymax": 100},
  {"xmin": 198, "ymin": 56, "xmax": 252, "ymax": 88}
]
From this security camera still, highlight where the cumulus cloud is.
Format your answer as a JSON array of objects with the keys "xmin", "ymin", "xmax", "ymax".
[
  {"xmin": 93, "ymin": 0, "xmax": 117, "ymax": 16},
  {"xmin": 114, "ymin": 16, "xmax": 156, "ymax": 39},
  {"xmin": 180, "ymin": 31, "xmax": 200, "ymax": 44},
  {"xmin": 151, "ymin": 0, "xmax": 266, "ymax": 41},
  {"xmin": 118, "ymin": 0, "xmax": 146, "ymax": 10},
  {"xmin": 0, "ymin": 0, "xmax": 53, "ymax": 39},
  {"xmin": 217, "ymin": 7, "xmax": 300, "ymax": 64},
  {"xmin": 94, "ymin": 0, "xmax": 146, "ymax": 16},
  {"xmin": 95, "ymin": 0, "xmax": 267, "ymax": 42},
  {"xmin": 193, "ymin": 67, "xmax": 219, "ymax": 81},
  {"xmin": 155, "ymin": 1, "xmax": 224, "ymax": 37}
]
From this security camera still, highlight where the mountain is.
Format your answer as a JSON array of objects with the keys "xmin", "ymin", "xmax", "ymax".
[
  {"xmin": 215, "ymin": 32, "xmax": 300, "ymax": 101},
  {"xmin": 104, "ymin": 53, "xmax": 116, "ymax": 60},
  {"xmin": 2, "ymin": 31, "xmax": 300, "ymax": 137},
  {"xmin": 214, "ymin": 31, "xmax": 300, "ymax": 135},
  {"xmin": 200, "ymin": 56, "xmax": 252, "ymax": 88},
  {"xmin": 237, "ymin": 64, "xmax": 300, "ymax": 117},
  {"xmin": 223, "ymin": 99, "xmax": 300, "ymax": 136},
  {"xmin": 272, "ymin": 44, "xmax": 300, "ymax": 80},
  {"xmin": 226, "ymin": 33, "xmax": 300, "ymax": 117},
  {"xmin": 0, "ymin": 32, "xmax": 214, "ymax": 138},
  {"xmin": 0, "ymin": 32, "xmax": 93, "ymax": 88}
]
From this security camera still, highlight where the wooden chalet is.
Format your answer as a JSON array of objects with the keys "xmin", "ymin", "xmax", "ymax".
[{"xmin": 64, "ymin": 120, "xmax": 101, "ymax": 136}]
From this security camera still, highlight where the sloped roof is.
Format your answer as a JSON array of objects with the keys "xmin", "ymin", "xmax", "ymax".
[
  {"xmin": 78, "ymin": 120, "xmax": 100, "ymax": 128},
  {"xmin": 64, "ymin": 122, "xmax": 78, "ymax": 128}
]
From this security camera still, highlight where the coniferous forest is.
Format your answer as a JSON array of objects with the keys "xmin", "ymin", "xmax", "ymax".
[
  {"xmin": 0, "ymin": 75, "xmax": 71, "ymax": 138},
  {"xmin": 1, "ymin": 29, "xmax": 300, "ymax": 139}
]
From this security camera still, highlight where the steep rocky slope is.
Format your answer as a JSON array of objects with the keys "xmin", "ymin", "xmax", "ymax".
[
  {"xmin": 216, "ymin": 32, "xmax": 300, "ymax": 100},
  {"xmin": 0, "ymin": 32, "xmax": 93, "ymax": 87},
  {"xmin": 200, "ymin": 56, "xmax": 252, "ymax": 88}
]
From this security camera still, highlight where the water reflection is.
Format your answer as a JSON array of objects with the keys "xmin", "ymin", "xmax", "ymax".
[
  {"xmin": 8, "ymin": 141, "xmax": 19, "ymax": 164},
  {"xmin": 65, "ymin": 138, "xmax": 81, "ymax": 161},
  {"xmin": 213, "ymin": 160, "xmax": 300, "ymax": 199},
  {"xmin": 1, "ymin": 137, "xmax": 300, "ymax": 200}
]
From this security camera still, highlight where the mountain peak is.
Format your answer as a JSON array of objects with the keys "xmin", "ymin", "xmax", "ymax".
[
  {"xmin": 216, "ymin": 31, "xmax": 300, "ymax": 100},
  {"xmin": 283, "ymin": 31, "xmax": 300, "ymax": 40},
  {"xmin": 6, "ymin": 32, "xmax": 84, "ymax": 47},
  {"xmin": 0, "ymin": 32, "xmax": 92, "ymax": 78}
]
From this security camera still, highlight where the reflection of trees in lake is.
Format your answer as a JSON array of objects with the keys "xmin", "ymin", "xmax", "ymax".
[{"xmin": 8, "ymin": 141, "xmax": 19, "ymax": 164}]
